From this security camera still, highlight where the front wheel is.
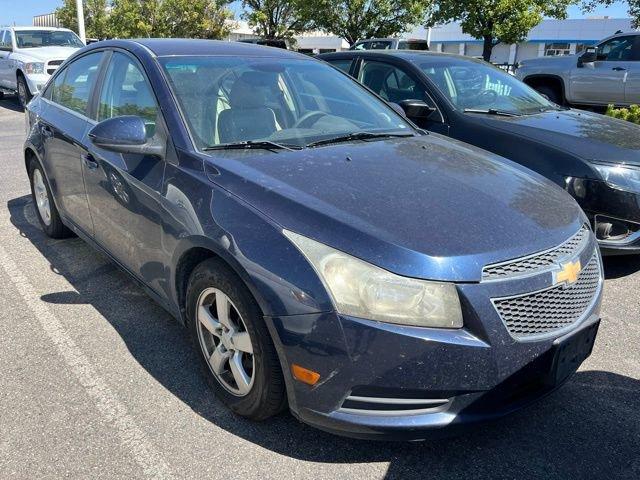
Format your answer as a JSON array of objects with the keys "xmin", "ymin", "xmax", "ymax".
[
  {"xmin": 535, "ymin": 85, "xmax": 562, "ymax": 105},
  {"xmin": 187, "ymin": 258, "xmax": 286, "ymax": 420},
  {"xmin": 17, "ymin": 74, "xmax": 32, "ymax": 110}
]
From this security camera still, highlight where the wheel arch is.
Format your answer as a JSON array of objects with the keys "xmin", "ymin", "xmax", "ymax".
[
  {"xmin": 522, "ymin": 74, "xmax": 567, "ymax": 103},
  {"xmin": 172, "ymin": 238, "xmax": 271, "ymax": 327}
]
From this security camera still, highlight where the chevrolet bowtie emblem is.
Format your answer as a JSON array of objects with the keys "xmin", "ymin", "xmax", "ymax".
[{"xmin": 554, "ymin": 260, "xmax": 582, "ymax": 286}]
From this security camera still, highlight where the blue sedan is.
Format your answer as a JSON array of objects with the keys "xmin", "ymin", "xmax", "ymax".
[{"xmin": 24, "ymin": 39, "xmax": 602, "ymax": 440}]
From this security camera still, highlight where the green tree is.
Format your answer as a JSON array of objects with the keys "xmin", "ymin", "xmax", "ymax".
[
  {"xmin": 301, "ymin": 0, "xmax": 429, "ymax": 46},
  {"xmin": 241, "ymin": 0, "xmax": 310, "ymax": 39},
  {"xmin": 430, "ymin": 0, "xmax": 573, "ymax": 62},
  {"xmin": 581, "ymin": 1, "xmax": 640, "ymax": 28},
  {"xmin": 56, "ymin": 0, "xmax": 112, "ymax": 39},
  {"xmin": 107, "ymin": 0, "xmax": 233, "ymax": 39}
]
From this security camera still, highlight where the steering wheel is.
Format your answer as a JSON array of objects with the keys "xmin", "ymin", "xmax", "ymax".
[{"xmin": 293, "ymin": 111, "xmax": 329, "ymax": 129}]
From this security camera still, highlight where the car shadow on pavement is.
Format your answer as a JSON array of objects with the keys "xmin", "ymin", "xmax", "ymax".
[
  {"xmin": 0, "ymin": 95, "xmax": 23, "ymax": 113},
  {"xmin": 7, "ymin": 195, "xmax": 640, "ymax": 480},
  {"xmin": 602, "ymin": 254, "xmax": 640, "ymax": 280}
]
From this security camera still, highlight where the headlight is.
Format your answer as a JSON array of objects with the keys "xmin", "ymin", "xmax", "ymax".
[
  {"xmin": 593, "ymin": 163, "xmax": 640, "ymax": 194},
  {"xmin": 24, "ymin": 62, "xmax": 45, "ymax": 75},
  {"xmin": 284, "ymin": 230, "xmax": 463, "ymax": 328}
]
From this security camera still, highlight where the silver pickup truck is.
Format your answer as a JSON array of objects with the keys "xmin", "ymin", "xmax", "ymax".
[
  {"xmin": 0, "ymin": 26, "xmax": 84, "ymax": 108},
  {"xmin": 516, "ymin": 31, "xmax": 639, "ymax": 107}
]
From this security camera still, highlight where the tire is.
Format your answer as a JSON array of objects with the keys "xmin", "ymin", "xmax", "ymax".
[
  {"xmin": 534, "ymin": 85, "xmax": 562, "ymax": 105},
  {"xmin": 17, "ymin": 73, "xmax": 32, "ymax": 110},
  {"xmin": 186, "ymin": 258, "xmax": 286, "ymax": 420},
  {"xmin": 28, "ymin": 158, "xmax": 73, "ymax": 239}
]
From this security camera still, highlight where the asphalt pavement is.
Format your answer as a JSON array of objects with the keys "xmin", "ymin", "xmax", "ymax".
[{"xmin": 0, "ymin": 95, "xmax": 638, "ymax": 479}]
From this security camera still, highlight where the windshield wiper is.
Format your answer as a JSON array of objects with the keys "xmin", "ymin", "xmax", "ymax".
[
  {"xmin": 203, "ymin": 140, "xmax": 302, "ymax": 152},
  {"xmin": 305, "ymin": 131, "xmax": 415, "ymax": 148},
  {"xmin": 463, "ymin": 108, "xmax": 522, "ymax": 117}
]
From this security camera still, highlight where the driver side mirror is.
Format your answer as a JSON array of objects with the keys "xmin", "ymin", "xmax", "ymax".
[
  {"xmin": 88, "ymin": 115, "xmax": 164, "ymax": 157},
  {"xmin": 397, "ymin": 99, "xmax": 438, "ymax": 122},
  {"xmin": 578, "ymin": 47, "xmax": 597, "ymax": 67}
]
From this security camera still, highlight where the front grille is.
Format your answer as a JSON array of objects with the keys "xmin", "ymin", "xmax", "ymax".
[
  {"xmin": 482, "ymin": 225, "xmax": 590, "ymax": 280},
  {"xmin": 493, "ymin": 252, "xmax": 601, "ymax": 339},
  {"xmin": 46, "ymin": 60, "xmax": 64, "ymax": 76}
]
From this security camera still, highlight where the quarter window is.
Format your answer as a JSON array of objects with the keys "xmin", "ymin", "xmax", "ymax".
[
  {"xmin": 97, "ymin": 52, "xmax": 158, "ymax": 136},
  {"xmin": 49, "ymin": 52, "xmax": 103, "ymax": 115},
  {"xmin": 327, "ymin": 59, "xmax": 352, "ymax": 74}
]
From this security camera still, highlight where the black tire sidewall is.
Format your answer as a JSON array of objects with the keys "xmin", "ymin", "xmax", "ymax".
[
  {"xmin": 186, "ymin": 258, "xmax": 285, "ymax": 420},
  {"xmin": 536, "ymin": 85, "xmax": 562, "ymax": 105},
  {"xmin": 17, "ymin": 75, "xmax": 32, "ymax": 109},
  {"xmin": 28, "ymin": 158, "xmax": 69, "ymax": 238}
]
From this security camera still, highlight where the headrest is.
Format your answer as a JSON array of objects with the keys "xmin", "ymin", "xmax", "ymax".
[{"xmin": 229, "ymin": 71, "xmax": 277, "ymax": 109}]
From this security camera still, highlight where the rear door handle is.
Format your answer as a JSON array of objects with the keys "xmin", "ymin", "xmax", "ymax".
[
  {"xmin": 82, "ymin": 153, "xmax": 99, "ymax": 170},
  {"xmin": 612, "ymin": 67, "xmax": 627, "ymax": 71}
]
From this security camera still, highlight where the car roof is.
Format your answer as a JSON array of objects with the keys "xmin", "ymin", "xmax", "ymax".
[
  {"xmin": 8, "ymin": 26, "xmax": 73, "ymax": 32},
  {"xmin": 319, "ymin": 49, "xmax": 484, "ymax": 64},
  {"xmin": 98, "ymin": 38, "xmax": 308, "ymax": 59}
]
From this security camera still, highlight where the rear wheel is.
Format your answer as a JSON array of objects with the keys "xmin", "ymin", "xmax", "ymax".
[
  {"xmin": 186, "ymin": 258, "xmax": 286, "ymax": 420},
  {"xmin": 17, "ymin": 74, "xmax": 32, "ymax": 110},
  {"xmin": 28, "ymin": 158, "xmax": 72, "ymax": 239}
]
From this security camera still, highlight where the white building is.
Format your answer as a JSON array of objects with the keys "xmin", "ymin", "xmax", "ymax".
[{"xmin": 429, "ymin": 17, "xmax": 634, "ymax": 65}]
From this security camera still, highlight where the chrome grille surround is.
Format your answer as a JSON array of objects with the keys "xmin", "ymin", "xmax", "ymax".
[
  {"xmin": 492, "ymin": 251, "xmax": 602, "ymax": 340},
  {"xmin": 482, "ymin": 225, "xmax": 590, "ymax": 281}
]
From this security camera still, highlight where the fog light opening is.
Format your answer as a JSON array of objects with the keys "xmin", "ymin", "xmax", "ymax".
[{"xmin": 595, "ymin": 215, "xmax": 638, "ymax": 241}]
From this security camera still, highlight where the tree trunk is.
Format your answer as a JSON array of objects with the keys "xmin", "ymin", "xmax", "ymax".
[{"xmin": 482, "ymin": 36, "xmax": 494, "ymax": 62}]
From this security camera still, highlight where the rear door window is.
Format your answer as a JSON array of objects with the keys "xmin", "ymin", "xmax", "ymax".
[{"xmin": 49, "ymin": 52, "xmax": 103, "ymax": 116}]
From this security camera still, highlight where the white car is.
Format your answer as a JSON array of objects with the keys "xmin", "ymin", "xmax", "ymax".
[{"xmin": 0, "ymin": 26, "xmax": 84, "ymax": 108}]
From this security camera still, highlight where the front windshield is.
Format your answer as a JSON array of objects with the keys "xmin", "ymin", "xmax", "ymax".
[
  {"xmin": 414, "ymin": 57, "xmax": 556, "ymax": 115},
  {"xmin": 15, "ymin": 30, "xmax": 84, "ymax": 49},
  {"xmin": 160, "ymin": 56, "xmax": 413, "ymax": 149}
]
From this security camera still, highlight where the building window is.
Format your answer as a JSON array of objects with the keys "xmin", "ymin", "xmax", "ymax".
[{"xmin": 545, "ymin": 43, "xmax": 571, "ymax": 56}]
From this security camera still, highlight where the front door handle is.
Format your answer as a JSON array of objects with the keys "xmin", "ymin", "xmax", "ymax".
[
  {"xmin": 612, "ymin": 67, "xmax": 627, "ymax": 71},
  {"xmin": 82, "ymin": 153, "xmax": 99, "ymax": 170}
]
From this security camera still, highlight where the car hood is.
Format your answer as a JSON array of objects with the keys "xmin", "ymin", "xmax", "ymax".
[
  {"xmin": 204, "ymin": 135, "xmax": 585, "ymax": 282},
  {"xmin": 470, "ymin": 109, "xmax": 640, "ymax": 165},
  {"xmin": 519, "ymin": 54, "xmax": 578, "ymax": 68},
  {"xmin": 14, "ymin": 46, "xmax": 80, "ymax": 62}
]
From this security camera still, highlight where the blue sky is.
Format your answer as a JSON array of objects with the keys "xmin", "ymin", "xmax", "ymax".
[{"xmin": 0, "ymin": 0, "xmax": 632, "ymax": 28}]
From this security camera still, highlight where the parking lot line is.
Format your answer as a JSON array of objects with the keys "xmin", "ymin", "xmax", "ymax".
[{"xmin": 0, "ymin": 237, "xmax": 174, "ymax": 480}]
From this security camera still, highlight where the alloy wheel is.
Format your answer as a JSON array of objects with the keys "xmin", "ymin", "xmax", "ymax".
[
  {"xmin": 33, "ymin": 168, "xmax": 51, "ymax": 226},
  {"xmin": 196, "ymin": 287, "xmax": 255, "ymax": 396}
]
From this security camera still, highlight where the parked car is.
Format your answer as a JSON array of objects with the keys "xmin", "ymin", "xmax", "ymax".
[
  {"xmin": 516, "ymin": 31, "xmax": 640, "ymax": 107},
  {"xmin": 319, "ymin": 50, "xmax": 640, "ymax": 253},
  {"xmin": 350, "ymin": 37, "xmax": 429, "ymax": 51},
  {"xmin": 25, "ymin": 39, "xmax": 602, "ymax": 440},
  {"xmin": 0, "ymin": 26, "xmax": 84, "ymax": 108},
  {"xmin": 238, "ymin": 38, "xmax": 288, "ymax": 49}
]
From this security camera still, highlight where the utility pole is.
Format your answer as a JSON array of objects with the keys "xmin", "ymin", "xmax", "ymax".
[{"xmin": 76, "ymin": 0, "xmax": 86, "ymax": 44}]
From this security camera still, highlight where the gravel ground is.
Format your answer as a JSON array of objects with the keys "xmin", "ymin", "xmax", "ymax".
[{"xmin": 0, "ymin": 96, "xmax": 638, "ymax": 480}]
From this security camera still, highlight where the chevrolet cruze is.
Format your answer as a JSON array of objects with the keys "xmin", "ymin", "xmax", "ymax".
[{"xmin": 24, "ymin": 39, "xmax": 603, "ymax": 440}]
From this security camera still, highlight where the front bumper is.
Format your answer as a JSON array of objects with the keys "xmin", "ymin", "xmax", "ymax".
[
  {"xmin": 566, "ymin": 177, "xmax": 640, "ymax": 254},
  {"xmin": 265, "ymin": 239, "xmax": 603, "ymax": 440},
  {"xmin": 23, "ymin": 73, "xmax": 49, "ymax": 95}
]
